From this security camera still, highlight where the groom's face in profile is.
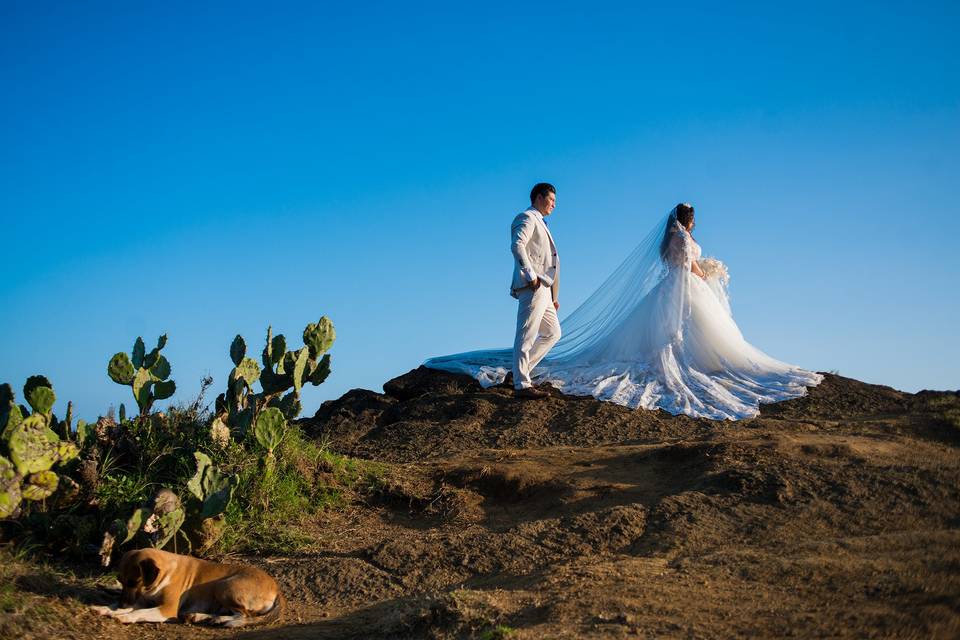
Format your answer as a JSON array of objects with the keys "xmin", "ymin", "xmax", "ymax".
[{"xmin": 535, "ymin": 191, "xmax": 556, "ymax": 217}]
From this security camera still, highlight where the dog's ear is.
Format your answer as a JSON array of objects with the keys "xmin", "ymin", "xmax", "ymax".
[{"xmin": 139, "ymin": 557, "xmax": 161, "ymax": 588}]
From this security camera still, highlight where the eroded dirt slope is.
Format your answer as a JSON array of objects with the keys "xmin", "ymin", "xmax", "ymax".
[{"xmin": 7, "ymin": 370, "xmax": 960, "ymax": 639}]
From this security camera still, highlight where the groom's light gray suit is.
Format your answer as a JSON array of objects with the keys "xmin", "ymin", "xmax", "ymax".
[{"xmin": 510, "ymin": 207, "xmax": 561, "ymax": 389}]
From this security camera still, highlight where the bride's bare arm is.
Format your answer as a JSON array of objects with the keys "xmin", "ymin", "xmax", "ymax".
[{"xmin": 691, "ymin": 260, "xmax": 706, "ymax": 279}]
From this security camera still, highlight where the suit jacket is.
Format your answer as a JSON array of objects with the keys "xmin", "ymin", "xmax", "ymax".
[{"xmin": 510, "ymin": 207, "xmax": 560, "ymax": 300}]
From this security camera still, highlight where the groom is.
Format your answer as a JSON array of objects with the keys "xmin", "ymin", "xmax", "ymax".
[{"xmin": 510, "ymin": 183, "xmax": 561, "ymax": 399}]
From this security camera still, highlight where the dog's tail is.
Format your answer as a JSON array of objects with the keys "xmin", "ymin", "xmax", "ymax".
[
  {"xmin": 256, "ymin": 590, "xmax": 285, "ymax": 626},
  {"xmin": 221, "ymin": 591, "xmax": 285, "ymax": 628}
]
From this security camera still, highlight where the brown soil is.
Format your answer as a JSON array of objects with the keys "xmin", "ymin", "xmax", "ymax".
[{"xmin": 5, "ymin": 369, "xmax": 959, "ymax": 639}]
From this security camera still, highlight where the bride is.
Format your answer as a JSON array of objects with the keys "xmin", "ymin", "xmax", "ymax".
[{"xmin": 425, "ymin": 203, "xmax": 822, "ymax": 420}]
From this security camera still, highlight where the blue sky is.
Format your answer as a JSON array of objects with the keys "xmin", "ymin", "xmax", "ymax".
[{"xmin": 2, "ymin": 1, "xmax": 958, "ymax": 421}]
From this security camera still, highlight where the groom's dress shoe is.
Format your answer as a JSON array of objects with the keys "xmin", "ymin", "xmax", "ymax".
[{"xmin": 516, "ymin": 386, "xmax": 548, "ymax": 399}]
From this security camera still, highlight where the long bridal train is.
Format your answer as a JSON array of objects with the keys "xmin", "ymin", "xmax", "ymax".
[{"xmin": 425, "ymin": 207, "xmax": 822, "ymax": 420}]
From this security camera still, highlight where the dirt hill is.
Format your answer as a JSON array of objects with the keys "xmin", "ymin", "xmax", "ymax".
[{"xmin": 7, "ymin": 369, "xmax": 960, "ymax": 638}]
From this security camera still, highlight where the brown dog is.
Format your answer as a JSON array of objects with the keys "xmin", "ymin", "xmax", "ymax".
[{"xmin": 91, "ymin": 548, "xmax": 283, "ymax": 627}]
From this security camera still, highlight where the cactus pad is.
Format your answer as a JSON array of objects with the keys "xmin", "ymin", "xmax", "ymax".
[
  {"xmin": 200, "ymin": 468, "xmax": 237, "ymax": 519},
  {"xmin": 0, "ymin": 383, "xmax": 13, "ymax": 426},
  {"xmin": 278, "ymin": 391, "xmax": 303, "ymax": 420},
  {"xmin": 230, "ymin": 335, "xmax": 246, "ymax": 367},
  {"xmin": 23, "ymin": 375, "xmax": 52, "ymax": 401},
  {"xmin": 122, "ymin": 507, "xmax": 151, "ymax": 544},
  {"xmin": 153, "ymin": 507, "xmax": 185, "ymax": 549},
  {"xmin": 132, "ymin": 337, "xmax": 146, "ymax": 369},
  {"xmin": 235, "ymin": 357, "xmax": 261, "ymax": 387},
  {"xmin": 57, "ymin": 441, "xmax": 79, "ymax": 464},
  {"xmin": 0, "ymin": 383, "xmax": 12, "ymax": 409},
  {"xmin": 8, "ymin": 415, "xmax": 60, "ymax": 475},
  {"xmin": 292, "ymin": 348, "xmax": 309, "ymax": 395},
  {"xmin": 187, "ymin": 451, "xmax": 212, "ymax": 501},
  {"xmin": 1, "ymin": 404, "xmax": 23, "ymax": 443},
  {"xmin": 132, "ymin": 368, "xmax": 154, "ymax": 412},
  {"xmin": 309, "ymin": 353, "xmax": 332, "ymax": 386},
  {"xmin": 22, "ymin": 470, "xmax": 59, "ymax": 501},
  {"xmin": 150, "ymin": 355, "xmax": 171, "ymax": 381},
  {"xmin": 76, "ymin": 419, "xmax": 89, "ymax": 446},
  {"xmin": 108, "ymin": 353, "xmax": 135, "ymax": 385},
  {"xmin": 254, "ymin": 407, "xmax": 285, "ymax": 454},
  {"xmin": 303, "ymin": 316, "xmax": 336, "ymax": 358},
  {"xmin": 27, "ymin": 385, "xmax": 56, "ymax": 416},
  {"xmin": 271, "ymin": 334, "xmax": 287, "ymax": 365},
  {"xmin": 0, "ymin": 456, "xmax": 21, "ymax": 519},
  {"xmin": 153, "ymin": 379, "xmax": 176, "ymax": 401}
]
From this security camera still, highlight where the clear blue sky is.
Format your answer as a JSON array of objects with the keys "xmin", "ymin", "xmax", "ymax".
[{"xmin": 2, "ymin": 1, "xmax": 958, "ymax": 421}]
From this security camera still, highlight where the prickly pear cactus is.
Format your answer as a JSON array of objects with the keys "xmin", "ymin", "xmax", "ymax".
[
  {"xmin": 108, "ymin": 335, "xmax": 176, "ymax": 415},
  {"xmin": 0, "ymin": 377, "xmax": 82, "ymax": 519},
  {"xmin": 220, "ymin": 318, "xmax": 335, "ymax": 434}
]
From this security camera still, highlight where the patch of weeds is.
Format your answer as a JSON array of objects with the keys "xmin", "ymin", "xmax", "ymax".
[
  {"xmin": 0, "ymin": 578, "xmax": 18, "ymax": 614},
  {"xmin": 94, "ymin": 471, "xmax": 153, "ymax": 514},
  {"xmin": 481, "ymin": 624, "xmax": 517, "ymax": 639},
  {"xmin": 216, "ymin": 423, "xmax": 388, "ymax": 554}
]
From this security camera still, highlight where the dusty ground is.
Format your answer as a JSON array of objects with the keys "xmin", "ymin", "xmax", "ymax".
[{"xmin": 3, "ymin": 369, "xmax": 959, "ymax": 639}]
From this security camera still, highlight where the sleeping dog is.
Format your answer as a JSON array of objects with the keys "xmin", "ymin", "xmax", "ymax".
[{"xmin": 91, "ymin": 548, "xmax": 284, "ymax": 627}]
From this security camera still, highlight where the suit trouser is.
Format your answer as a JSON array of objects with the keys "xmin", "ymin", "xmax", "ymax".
[{"xmin": 512, "ymin": 284, "xmax": 561, "ymax": 389}]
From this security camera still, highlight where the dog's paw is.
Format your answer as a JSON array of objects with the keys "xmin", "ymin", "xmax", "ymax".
[
  {"xmin": 182, "ymin": 612, "xmax": 211, "ymax": 624},
  {"xmin": 90, "ymin": 605, "xmax": 114, "ymax": 616}
]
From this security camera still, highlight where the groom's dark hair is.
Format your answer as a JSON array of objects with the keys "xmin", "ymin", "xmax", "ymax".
[{"xmin": 530, "ymin": 182, "xmax": 556, "ymax": 204}]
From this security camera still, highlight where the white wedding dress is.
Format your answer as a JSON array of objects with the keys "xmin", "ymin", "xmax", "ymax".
[{"xmin": 425, "ymin": 209, "xmax": 822, "ymax": 420}]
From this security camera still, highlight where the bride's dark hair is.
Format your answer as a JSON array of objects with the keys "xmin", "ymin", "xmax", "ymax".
[
  {"xmin": 675, "ymin": 203, "xmax": 695, "ymax": 229},
  {"xmin": 660, "ymin": 203, "xmax": 695, "ymax": 259}
]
